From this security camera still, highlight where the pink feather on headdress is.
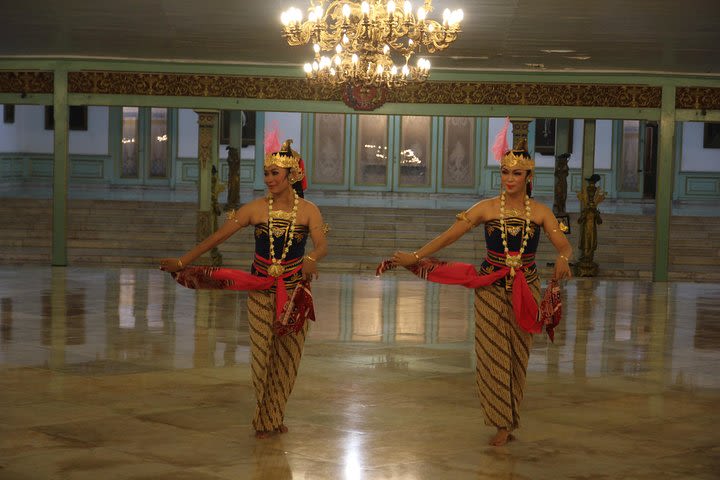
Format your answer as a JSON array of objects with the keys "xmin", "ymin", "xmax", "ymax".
[
  {"xmin": 264, "ymin": 120, "xmax": 282, "ymax": 155},
  {"xmin": 491, "ymin": 117, "xmax": 510, "ymax": 162}
]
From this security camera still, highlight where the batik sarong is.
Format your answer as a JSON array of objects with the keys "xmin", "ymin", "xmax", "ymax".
[
  {"xmin": 248, "ymin": 289, "xmax": 309, "ymax": 432},
  {"xmin": 474, "ymin": 281, "xmax": 539, "ymax": 429}
]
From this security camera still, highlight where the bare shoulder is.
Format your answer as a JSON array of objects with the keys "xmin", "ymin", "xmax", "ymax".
[
  {"xmin": 464, "ymin": 196, "xmax": 498, "ymax": 225},
  {"xmin": 245, "ymin": 196, "xmax": 268, "ymax": 212},
  {"xmin": 530, "ymin": 198, "xmax": 554, "ymax": 224},
  {"xmin": 530, "ymin": 198, "xmax": 553, "ymax": 216},
  {"xmin": 299, "ymin": 198, "xmax": 323, "ymax": 226},
  {"xmin": 300, "ymin": 197, "xmax": 321, "ymax": 213}
]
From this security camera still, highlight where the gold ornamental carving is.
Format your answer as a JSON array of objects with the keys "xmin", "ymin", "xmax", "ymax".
[
  {"xmin": 386, "ymin": 82, "xmax": 662, "ymax": 108},
  {"xmin": 0, "ymin": 71, "xmax": 53, "ymax": 94},
  {"xmin": 197, "ymin": 112, "xmax": 216, "ymax": 169},
  {"xmin": 196, "ymin": 211, "xmax": 213, "ymax": 244},
  {"xmin": 509, "ymin": 119, "xmax": 531, "ymax": 149},
  {"xmin": 66, "ymin": 71, "xmax": 667, "ymax": 108},
  {"xmin": 67, "ymin": 71, "xmax": 342, "ymax": 101},
  {"xmin": 676, "ymin": 87, "xmax": 720, "ymax": 110}
]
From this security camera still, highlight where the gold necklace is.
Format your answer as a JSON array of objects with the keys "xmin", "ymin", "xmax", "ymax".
[
  {"xmin": 267, "ymin": 190, "xmax": 299, "ymax": 277},
  {"xmin": 499, "ymin": 191, "xmax": 531, "ymax": 277}
]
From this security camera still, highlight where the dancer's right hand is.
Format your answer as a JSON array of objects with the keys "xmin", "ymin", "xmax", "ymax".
[
  {"xmin": 392, "ymin": 251, "xmax": 419, "ymax": 267},
  {"xmin": 159, "ymin": 258, "xmax": 184, "ymax": 272}
]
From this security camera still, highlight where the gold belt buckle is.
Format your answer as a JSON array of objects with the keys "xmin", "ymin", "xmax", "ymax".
[{"xmin": 268, "ymin": 263, "xmax": 285, "ymax": 277}]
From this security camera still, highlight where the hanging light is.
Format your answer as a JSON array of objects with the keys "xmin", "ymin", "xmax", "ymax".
[{"xmin": 280, "ymin": 1, "xmax": 464, "ymax": 88}]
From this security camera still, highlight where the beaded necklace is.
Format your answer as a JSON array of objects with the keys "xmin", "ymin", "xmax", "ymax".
[
  {"xmin": 499, "ymin": 190, "xmax": 531, "ymax": 277},
  {"xmin": 266, "ymin": 190, "xmax": 299, "ymax": 277}
]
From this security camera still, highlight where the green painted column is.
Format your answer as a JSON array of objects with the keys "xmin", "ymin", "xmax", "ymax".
[
  {"xmin": 555, "ymin": 119, "xmax": 571, "ymax": 156},
  {"xmin": 253, "ymin": 112, "xmax": 266, "ymax": 191},
  {"xmin": 653, "ymin": 86, "xmax": 676, "ymax": 282},
  {"xmin": 228, "ymin": 110, "xmax": 243, "ymax": 148},
  {"xmin": 52, "ymin": 68, "xmax": 69, "ymax": 266},
  {"xmin": 194, "ymin": 110, "xmax": 220, "ymax": 264},
  {"xmin": 581, "ymin": 119, "xmax": 596, "ymax": 182}
]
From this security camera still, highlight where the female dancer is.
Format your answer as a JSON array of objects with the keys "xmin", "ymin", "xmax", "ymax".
[
  {"xmin": 160, "ymin": 139, "xmax": 327, "ymax": 438},
  {"xmin": 387, "ymin": 141, "xmax": 572, "ymax": 446}
]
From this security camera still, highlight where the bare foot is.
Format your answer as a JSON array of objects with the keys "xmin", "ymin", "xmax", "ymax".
[
  {"xmin": 275, "ymin": 424, "xmax": 289, "ymax": 434},
  {"xmin": 255, "ymin": 430, "xmax": 273, "ymax": 439},
  {"xmin": 489, "ymin": 428, "xmax": 514, "ymax": 446}
]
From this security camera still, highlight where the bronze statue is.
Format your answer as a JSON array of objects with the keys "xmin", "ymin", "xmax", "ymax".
[
  {"xmin": 553, "ymin": 153, "xmax": 571, "ymax": 215},
  {"xmin": 210, "ymin": 165, "xmax": 225, "ymax": 266},
  {"xmin": 225, "ymin": 146, "xmax": 241, "ymax": 211},
  {"xmin": 576, "ymin": 174, "xmax": 605, "ymax": 277}
]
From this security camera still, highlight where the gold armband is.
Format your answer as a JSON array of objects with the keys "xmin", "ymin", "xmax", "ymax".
[
  {"xmin": 312, "ymin": 223, "xmax": 331, "ymax": 235},
  {"xmin": 177, "ymin": 259, "xmax": 184, "ymax": 269},
  {"xmin": 413, "ymin": 251, "xmax": 421, "ymax": 262},
  {"xmin": 455, "ymin": 211, "xmax": 474, "ymax": 227},
  {"xmin": 304, "ymin": 254, "xmax": 317, "ymax": 262},
  {"xmin": 226, "ymin": 209, "xmax": 239, "ymax": 224}
]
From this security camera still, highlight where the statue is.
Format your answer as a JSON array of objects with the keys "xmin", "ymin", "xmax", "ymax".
[
  {"xmin": 210, "ymin": 165, "xmax": 226, "ymax": 266},
  {"xmin": 553, "ymin": 153, "xmax": 571, "ymax": 215},
  {"xmin": 575, "ymin": 174, "xmax": 605, "ymax": 277},
  {"xmin": 225, "ymin": 146, "xmax": 241, "ymax": 211}
]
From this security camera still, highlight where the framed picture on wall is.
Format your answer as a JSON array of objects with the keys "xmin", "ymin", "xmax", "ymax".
[{"xmin": 703, "ymin": 123, "xmax": 720, "ymax": 148}]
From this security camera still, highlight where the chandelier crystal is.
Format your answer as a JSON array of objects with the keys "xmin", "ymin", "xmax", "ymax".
[{"xmin": 280, "ymin": 1, "xmax": 463, "ymax": 88}]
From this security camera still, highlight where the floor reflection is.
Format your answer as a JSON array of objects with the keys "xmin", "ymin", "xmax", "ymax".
[{"xmin": 0, "ymin": 266, "xmax": 718, "ymax": 479}]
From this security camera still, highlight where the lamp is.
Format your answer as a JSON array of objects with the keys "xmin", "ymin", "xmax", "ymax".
[{"xmin": 281, "ymin": 1, "xmax": 463, "ymax": 88}]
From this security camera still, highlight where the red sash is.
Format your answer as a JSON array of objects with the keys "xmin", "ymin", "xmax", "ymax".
[
  {"xmin": 376, "ymin": 252, "xmax": 542, "ymax": 334},
  {"xmin": 171, "ymin": 254, "xmax": 306, "ymax": 323}
]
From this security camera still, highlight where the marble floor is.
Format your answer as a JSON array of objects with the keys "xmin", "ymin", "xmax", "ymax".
[{"xmin": 1, "ymin": 266, "xmax": 719, "ymax": 479}]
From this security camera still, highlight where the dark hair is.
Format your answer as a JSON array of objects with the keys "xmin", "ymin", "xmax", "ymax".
[
  {"xmin": 526, "ymin": 171, "xmax": 533, "ymax": 197},
  {"xmin": 293, "ymin": 179, "xmax": 304, "ymax": 198}
]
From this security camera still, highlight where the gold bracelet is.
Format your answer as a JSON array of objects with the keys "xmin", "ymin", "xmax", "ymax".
[
  {"xmin": 559, "ymin": 255, "xmax": 570, "ymax": 262},
  {"xmin": 177, "ymin": 259, "xmax": 184, "ymax": 269},
  {"xmin": 304, "ymin": 254, "xmax": 317, "ymax": 262},
  {"xmin": 413, "ymin": 251, "xmax": 421, "ymax": 262}
]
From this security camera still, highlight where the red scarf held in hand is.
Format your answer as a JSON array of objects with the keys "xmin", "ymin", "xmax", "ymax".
[
  {"xmin": 376, "ymin": 255, "xmax": 544, "ymax": 335},
  {"xmin": 170, "ymin": 255, "xmax": 315, "ymax": 335}
]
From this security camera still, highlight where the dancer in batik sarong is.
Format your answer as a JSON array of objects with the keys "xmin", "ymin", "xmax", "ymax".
[
  {"xmin": 381, "ymin": 122, "xmax": 572, "ymax": 446},
  {"xmin": 160, "ymin": 138, "xmax": 327, "ymax": 439}
]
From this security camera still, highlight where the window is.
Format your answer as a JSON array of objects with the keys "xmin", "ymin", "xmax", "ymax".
[
  {"xmin": 3, "ymin": 105, "xmax": 15, "ymax": 124},
  {"xmin": 121, "ymin": 107, "xmax": 139, "ymax": 178},
  {"xmin": 44, "ymin": 106, "xmax": 88, "ymax": 131},
  {"xmin": 149, "ymin": 108, "xmax": 169, "ymax": 178}
]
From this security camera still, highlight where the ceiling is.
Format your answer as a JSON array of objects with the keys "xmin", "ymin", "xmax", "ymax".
[{"xmin": 1, "ymin": 0, "xmax": 719, "ymax": 76}]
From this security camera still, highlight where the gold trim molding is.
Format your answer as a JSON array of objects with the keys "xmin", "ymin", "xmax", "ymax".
[
  {"xmin": 0, "ymin": 71, "xmax": 53, "ymax": 94},
  {"xmin": 386, "ymin": 82, "xmax": 662, "ymax": 108},
  {"xmin": 2, "ymin": 70, "xmax": 713, "ymax": 111},
  {"xmin": 67, "ymin": 71, "xmax": 665, "ymax": 108},
  {"xmin": 676, "ymin": 87, "xmax": 720, "ymax": 110}
]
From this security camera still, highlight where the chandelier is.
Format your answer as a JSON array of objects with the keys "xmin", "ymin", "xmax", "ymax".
[{"xmin": 280, "ymin": 1, "xmax": 464, "ymax": 88}]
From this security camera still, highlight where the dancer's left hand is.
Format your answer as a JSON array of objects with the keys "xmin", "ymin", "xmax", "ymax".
[
  {"xmin": 302, "ymin": 260, "xmax": 319, "ymax": 282},
  {"xmin": 553, "ymin": 258, "xmax": 572, "ymax": 281}
]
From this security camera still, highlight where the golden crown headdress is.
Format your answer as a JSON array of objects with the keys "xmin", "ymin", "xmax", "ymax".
[
  {"xmin": 501, "ymin": 149, "xmax": 535, "ymax": 171},
  {"xmin": 265, "ymin": 139, "xmax": 300, "ymax": 169},
  {"xmin": 264, "ymin": 139, "xmax": 305, "ymax": 184},
  {"xmin": 492, "ymin": 117, "xmax": 534, "ymax": 172}
]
